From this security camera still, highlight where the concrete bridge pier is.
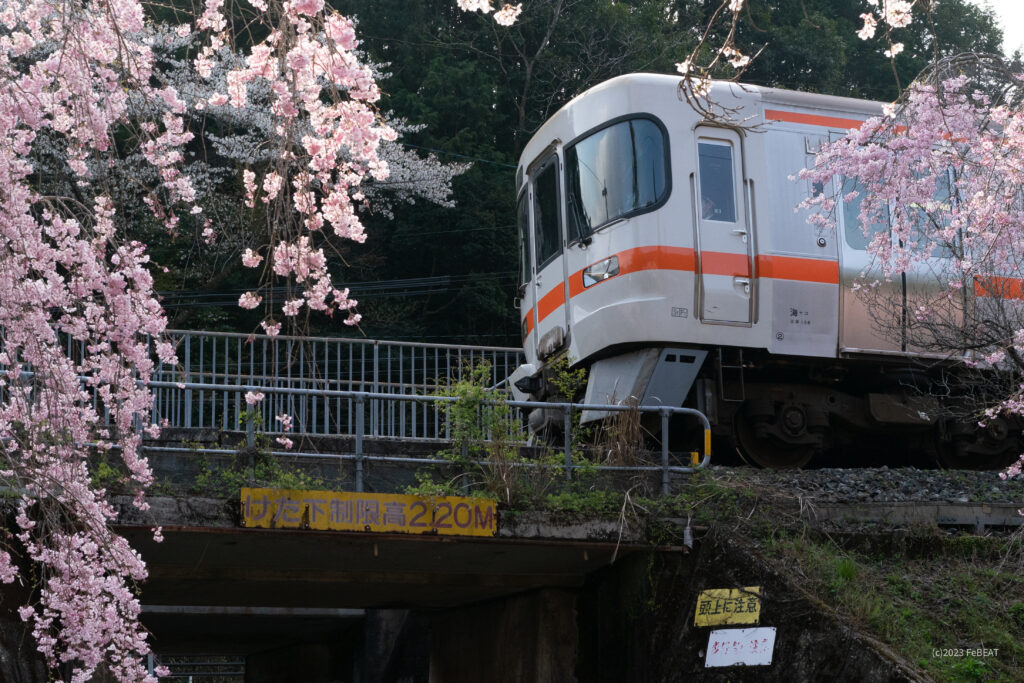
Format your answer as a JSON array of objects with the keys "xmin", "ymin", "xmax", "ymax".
[
  {"xmin": 428, "ymin": 588, "xmax": 579, "ymax": 683},
  {"xmin": 245, "ymin": 641, "xmax": 357, "ymax": 683}
]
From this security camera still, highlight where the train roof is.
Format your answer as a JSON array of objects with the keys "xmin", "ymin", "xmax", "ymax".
[{"xmin": 518, "ymin": 73, "xmax": 886, "ymax": 173}]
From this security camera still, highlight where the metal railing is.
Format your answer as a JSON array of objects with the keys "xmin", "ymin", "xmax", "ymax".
[
  {"xmin": 57, "ymin": 329, "xmax": 523, "ymax": 437},
  {"xmin": 145, "ymin": 380, "xmax": 712, "ymax": 495},
  {"xmin": 51, "ymin": 328, "xmax": 714, "ymax": 492}
]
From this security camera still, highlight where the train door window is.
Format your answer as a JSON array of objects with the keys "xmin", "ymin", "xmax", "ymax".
[
  {"xmin": 841, "ymin": 176, "xmax": 889, "ymax": 250},
  {"xmin": 697, "ymin": 142, "xmax": 736, "ymax": 222},
  {"xmin": 565, "ymin": 117, "xmax": 668, "ymax": 238},
  {"xmin": 516, "ymin": 191, "xmax": 530, "ymax": 286},
  {"xmin": 532, "ymin": 157, "xmax": 562, "ymax": 268},
  {"xmin": 908, "ymin": 169, "xmax": 957, "ymax": 258}
]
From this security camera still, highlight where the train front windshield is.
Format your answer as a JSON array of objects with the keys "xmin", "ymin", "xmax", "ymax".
[{"xmin": 565, "ymin": 117, "xmax": 668, "ymax": 239}]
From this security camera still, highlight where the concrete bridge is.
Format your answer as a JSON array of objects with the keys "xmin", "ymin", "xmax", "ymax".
[
  {"xmin": 80, "ymin": 329, "xmax": 712, "ymax": 681},
  {"xmin": 111, "ymin": 490, "xmax": 928, "ymax": 683},
  {"xmin": 55, "ymin": 330, "xmax": 917, "ymax": 681},
  {"xmin": 117, "ymin": 494, "xmax": 656, "ymax": 681}
]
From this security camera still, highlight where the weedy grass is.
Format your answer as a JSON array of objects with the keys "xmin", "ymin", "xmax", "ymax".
[{"xmin": 761, "ymin": 531, "xmax": 1024, "ymax": 683}]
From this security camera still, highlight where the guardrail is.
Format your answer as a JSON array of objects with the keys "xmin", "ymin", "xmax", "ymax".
[
  {"xmin": 56, "ymin": 329, "xmax": 523, "ymax": 436},
  {"xmin": 145, "ymin": 380, "xmax": 712, "ymax": 495},
  {"xmin": 51, "ymin": 330, "xmax": 712, "ymax": 493},
  {"xmin": 150, "ymin": 330, "xmax": 522, "ymax": 436}
]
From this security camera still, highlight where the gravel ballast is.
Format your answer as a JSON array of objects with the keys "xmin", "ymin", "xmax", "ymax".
[{"xmin": 702, "ymin": 466, "xmax": 1024, "ymax": 505}]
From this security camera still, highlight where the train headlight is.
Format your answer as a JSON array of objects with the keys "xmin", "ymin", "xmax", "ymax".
[{"xmin": 582, "ymin": 256, "xmax": 620, "ymax": 288}]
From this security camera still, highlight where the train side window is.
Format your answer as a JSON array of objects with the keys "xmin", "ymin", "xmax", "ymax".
[
  {"xmin": 697, "ymin": 142, "xmax": 736, "ymax": 222},
  {"xmin": 565, "ymin": 117, "xmax": 668, "ymax": 238},
  {"xmin": 842, "ymin": 177, "xmax": 889, "ymax": 250},
  {"xmin": 908, "ymin": 169, "xmax": 956, "ymax": 258},
  {"xmin": 532, "ymin": 158, "xmax": 562, "ymax": 268},
  {"xmin": 516, "ymin": 191, "xmax": 530, "ymax": 286}
]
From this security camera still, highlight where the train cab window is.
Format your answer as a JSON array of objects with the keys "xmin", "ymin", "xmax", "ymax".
[
  {"xmin": 842, "ymin": 177, "xmax": 889, "ymax": 250},
  {"xmin": 532, "ymin": 157, "xmax": 562, "ymax": 268},
  {"xmin": 565, "ymin": 117, "xmax": 668, "ymax": 238},
  {"xmin": 697, "ymin": 142, "xmax": 736, "ymax": 222},
  {"xmin": 516, "ymin": 192, "xmax": 530, "ymax": 285}
]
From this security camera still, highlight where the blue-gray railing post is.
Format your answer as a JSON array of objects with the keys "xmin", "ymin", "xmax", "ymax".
[
  {"xmin": 355, "ymin": 395, "xmax": 365, "ymax": 492},
  {"xmin": 661, "ymin": 408, "xmax": 671, "ymax": 496},
  {"xmin": 564, "ymin": 404, "xmax": 572, "ymax": 481},
  {"xmin": 184, "ymin": 336, "xmax": 192, "ymax": 428},
  {"xmin": 371, "ymin": 342, "xmax": 379, "ymax": 438},
  {"xmin": 246, "ymin": 417, "xmax": 255, "ymax": 448}
]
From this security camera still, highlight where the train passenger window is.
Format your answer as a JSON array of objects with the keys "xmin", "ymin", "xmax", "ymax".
[
  {"xmin": 532, "ymin": 158, "xmax": 562, "ymax": 267},
  {"xmin": 842, "ymin": 177, "xmax": 889, "ymax": 251},
  {"xmin": 908, "ymin": 170, "xmax": 956, "ymax": 258},
  {"xmin": 697, "ymin": 142, "xmax": 736, "ymax": 222},
  {"xmin": 565, "ymin": 118, "xmax": 668, "ymax": 237},
  {"xmin": 516, "ymin": 192, "xmax": 530, "ymax": 285}
]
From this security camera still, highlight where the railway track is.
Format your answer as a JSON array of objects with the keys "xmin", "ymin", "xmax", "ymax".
[{"xmin": 686, "ymin": 465, "xmax": 1024, "ymax": 534}]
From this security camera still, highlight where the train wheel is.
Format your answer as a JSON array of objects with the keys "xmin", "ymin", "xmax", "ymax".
[
  {"xmin": 932, "ymin": 417, "xmax": 1022, "ymax": 470},
  {"xmin": 733, "ymin": 401, "xmax": 819, "ymax": 469}
]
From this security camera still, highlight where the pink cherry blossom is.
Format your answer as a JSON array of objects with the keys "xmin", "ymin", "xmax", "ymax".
[
  {"xmin": 801, "ymin": 73, "xmax": 1024, "ymax": 476},
  {"xmin": 239, "ymin": 292, "xmax": 263, "ymax": 309},
  {"xmin": 242, "ymin": 249, "xmax": 263, "ymax": 268},
  {"xmin": 0, "ymin": 0, "xmax": 512, "ymax": 677}
]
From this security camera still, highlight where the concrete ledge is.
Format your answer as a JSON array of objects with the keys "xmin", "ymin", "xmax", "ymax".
[
  {"xmin": 801, "ymin": 501, "xmax": 1023, "ymax": 533},
  {"xmin": 114, "ymin": 496, "xmax": 646, "ymax": 544},
  {"xmin": 498, "ymin": 511, "xmax": 643, "ymax": 543},
  {"xmin": 113, "ymin": 495, "xmax": 236, "ymax": 528}
]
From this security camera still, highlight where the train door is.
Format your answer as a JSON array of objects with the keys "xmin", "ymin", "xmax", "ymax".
[
  {"xmin": 837, "ymin": 176, "xmax": 901, "ymax": 352},
  {"xmin": 694, "ymin": 127, "xmax": 753, "ymax": 324},
  {"xmin": 516, "ymin": 187, "xmax": 537, "ymax": 359},
  {"xmin": 838, "ymin": 172, "xmax": 965, "ymax": 354},
  {"xmin": 902, "ymin": 169, "xmax": 964, "ymax": 354},
  {"xmin": 529, "ymin": 150, "xmax": 570, "ymax": 358}
]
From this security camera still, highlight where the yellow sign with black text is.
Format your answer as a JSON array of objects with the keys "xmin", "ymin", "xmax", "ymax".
[
  {"xmin": 694, "ymin": 587, "xmax": 762, "ymax": 627},
  {"xmin": 241, "ymin": 487, "xmax": 497, "ymax": 537}
]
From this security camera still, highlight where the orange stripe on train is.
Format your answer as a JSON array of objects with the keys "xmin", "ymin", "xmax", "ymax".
[
  {"xmin": 974, "ymin": 276, "xmax": 1024, "ymax": 300},
  {"xmin": 536, "ymin": 282, "xmax": 566, "ymax": 322},
  {"xmin": 764, "ymin": 109, "xmax": 866, "ymax": 130},
  {"xmin": 756, "ymin": 255, "xmax": 838, "ymax": 284},
  {"xmin": 567, "ymin": 246, "xmax": 696, "ymax": 298},
  {"xmin": 700, "ymin": 251, "xmax": 751, "ymax": 278},
  {"xmin": 536, "ymin": 248, "xmax": 839, "ymax": 324},
  {"xmin": 522, "ymin": 310, "xmax": 535, "ymax": 335}
]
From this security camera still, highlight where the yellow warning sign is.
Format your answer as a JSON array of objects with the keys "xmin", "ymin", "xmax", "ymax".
[
  {"xmin": 694, "ymin": 587, "xmax": 762, "ymax": 627},
  {"xmin": 241, "ymin": 487, "xmax": 497, "ymax": 537}
]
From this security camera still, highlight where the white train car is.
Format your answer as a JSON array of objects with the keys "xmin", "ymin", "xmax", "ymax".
[{"xmin": 509, "ymin": 73, "xmax": 1018, "ymax": 468}]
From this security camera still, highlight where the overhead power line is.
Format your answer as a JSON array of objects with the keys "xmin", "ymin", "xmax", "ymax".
[
  {"xmin": 399, "ymin": 142, "xmax": 516, "ymax": 169},
  {"xmin": 157, "ymin": 272, "xmax": 518, "ymax": 308}
]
